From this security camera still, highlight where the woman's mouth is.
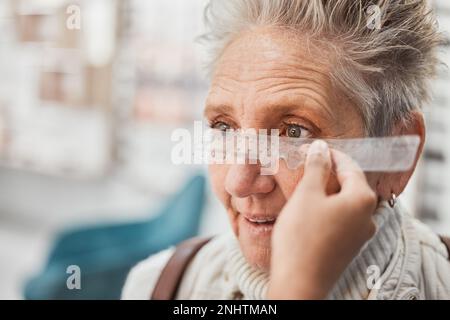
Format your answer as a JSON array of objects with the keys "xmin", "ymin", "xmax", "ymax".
[
  {"xmin": 246, "ymin": 216, "xmax": 276, "ymax": 224},
  {"xmin": 241, "ymin": 213, "xmax": 277, "ymax": 236}
]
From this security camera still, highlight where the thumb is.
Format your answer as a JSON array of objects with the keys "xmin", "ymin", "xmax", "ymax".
[{"xmin": 297, "ymin": 140, "xmax": 331, "ymax": 194}]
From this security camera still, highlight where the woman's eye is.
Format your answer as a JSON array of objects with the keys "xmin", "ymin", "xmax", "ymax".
[
  {"xmin": 211, "ymin": 121, "xmax": 231, "ymax": 132},
  {"xmin": 285, "ymin": 124, "xmax": 309, "ymax": 138}
]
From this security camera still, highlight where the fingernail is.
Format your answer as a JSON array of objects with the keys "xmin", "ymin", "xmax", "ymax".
[{"xmin": 308, "ymin": 140, "xmax": 328, "ymax": 156}]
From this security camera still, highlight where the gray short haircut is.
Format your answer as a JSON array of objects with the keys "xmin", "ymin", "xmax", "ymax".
[{"xmin": 200, "ymin": 0, "xmax": 444, "ymax": 136}]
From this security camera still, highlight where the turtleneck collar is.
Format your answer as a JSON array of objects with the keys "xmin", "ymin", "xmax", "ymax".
[{"xmin": 223, "ymin": 201, "xmax": 402, "ymax": 300}]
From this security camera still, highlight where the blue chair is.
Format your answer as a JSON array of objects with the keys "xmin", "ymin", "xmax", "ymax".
[{"xmin": 24, "ymin": 174, "xmax": 206, "ymax": 300}]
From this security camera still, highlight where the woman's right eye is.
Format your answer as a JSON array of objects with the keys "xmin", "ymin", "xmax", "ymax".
[{"xmin": 211, "ymin": 121, "xmax": 231, "ymax": 132}]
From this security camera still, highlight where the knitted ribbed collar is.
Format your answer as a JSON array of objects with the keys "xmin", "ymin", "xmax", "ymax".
[{"xmin": 224, "ymin": 201, "xmax": 402, "ymax": 300}]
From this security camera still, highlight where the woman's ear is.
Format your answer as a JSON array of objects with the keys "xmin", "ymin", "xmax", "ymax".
[{"xmin": 376, "ymin": 111, "xmax": 426, "ymax": 201}]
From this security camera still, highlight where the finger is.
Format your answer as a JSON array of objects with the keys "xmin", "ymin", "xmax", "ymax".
[
  {"xmin": 330, "ymin": 149, "xmax": 372, "ymax": 195},
  {"xmin": 297, "ymin": 140, "xmax": 332, "ymax": 194}
]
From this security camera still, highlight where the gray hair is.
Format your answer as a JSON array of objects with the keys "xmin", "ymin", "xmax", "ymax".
[{"xmin": 200, "ymin": 0, "xmax": 444, "ymax": 136}]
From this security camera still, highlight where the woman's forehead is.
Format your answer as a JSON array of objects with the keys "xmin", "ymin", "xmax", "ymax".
[
  {"xmin": 213, "ymin": 29, "xmax": 330, "ymax": 79},
  {"xmin": 207, "ymin": 34, "xmax": 334, "ymax": 118}
]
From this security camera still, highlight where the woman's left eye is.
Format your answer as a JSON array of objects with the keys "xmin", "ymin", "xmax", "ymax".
[
  {"xmin": 284, "ymin": 124, "xmax": 310, "ymax": 138},
  {"xmin": 211, "ymin": 121, "xmax": 231, "ymax": 132}
]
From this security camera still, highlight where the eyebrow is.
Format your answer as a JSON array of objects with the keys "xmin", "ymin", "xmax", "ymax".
[
  {"xmin": 271, "ymin": 102, "xmax": 335, "ymax": 122},
  {"xmin": 203, "ymin": 104, "xmax": 235, "ymax": 119}
]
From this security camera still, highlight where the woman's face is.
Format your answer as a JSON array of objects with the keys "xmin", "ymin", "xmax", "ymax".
[{"xmin": 205, "ymin": 29, "xmax": 365, "ymax": 271}]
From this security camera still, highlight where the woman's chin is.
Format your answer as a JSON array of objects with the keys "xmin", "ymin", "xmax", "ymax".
[{"xmin": 237, "ymin": 216, "xmax": 273, "ymax": 272}]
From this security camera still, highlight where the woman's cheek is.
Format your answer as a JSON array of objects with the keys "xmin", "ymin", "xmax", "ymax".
[
  {"xmin": 208, "ymin": 164, "xmax": 224, "ymax": 194},
  {"xmin": 277, "ymin": 162, "xmax": 341, "ymax": 198},
  {"xmin": 208, "ymin": 164, "xmax": 231, "ymax": 206},
  {"xmin": 208, "ymin": 164, "xmax": 240, "ymax": 236},
  {"xmin": 276, "ymin": 165, "xmax": 305, "ymax": 199}
]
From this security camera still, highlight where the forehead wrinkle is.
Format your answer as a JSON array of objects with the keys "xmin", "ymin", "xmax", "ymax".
[
  {"xmin": 253, "ymin": 75, "xmax": 330, "ymax": 99},
  {"xmin": 211, "ymin": 71, "xmax": 330, "ymax": 99},
  {"xmin": 209, "ymin": 80, "xmax": 235, "ymax": 95},
  {"xmin": 214, "ymin": 61, "xmax": 328, "ymax": 85},
  {"xmin": 213, "ymin": 54, "xmax": 332, "ymax": 97},
  {"xmin": 254, "ymin": 81, "xmax": 334, "ymax": 118},
  {"xmin": 208, "ymin": 75, "xmax": 336, "ymax": 126},
  {"xmin": 249, "ymin": 65, "xmax": 335, "ymax": 120},
  {"xmin": 253, "ymin": 91, "xmax": 335, "ymax": 125}
]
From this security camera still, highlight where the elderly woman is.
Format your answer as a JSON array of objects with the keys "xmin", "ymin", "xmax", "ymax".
[{"xmin": 122, "ymin": 0, "xmax": 450, "ymax": 299}]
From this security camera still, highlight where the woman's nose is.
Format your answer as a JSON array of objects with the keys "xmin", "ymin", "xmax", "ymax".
[{"xmin": 225, "ymin": 164, "xmax": 275, "ymax": 198}]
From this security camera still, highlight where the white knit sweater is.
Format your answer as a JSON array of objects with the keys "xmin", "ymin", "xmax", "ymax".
[{"xmin": 122, "ymin": 201, "xmax": 450, "ymax": 300}]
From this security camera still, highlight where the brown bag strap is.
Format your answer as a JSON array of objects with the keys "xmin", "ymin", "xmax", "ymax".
[
  {"xmin": 439, "ymin": 235, "xmax": 450, "ymax": 261},
  {"xmin": 150, "ymin": 237, "xmax": 212, "ymax": 300}
]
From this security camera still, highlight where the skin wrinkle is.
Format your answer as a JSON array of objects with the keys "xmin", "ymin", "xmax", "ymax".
[
  {"xmin": 206, "ymin": 91, "xmax": 356, "ymax": 138},
  {"xmin": 256, "ymin": 82, "xmax": 331, "ymax": 112},
  {"xmin": 208, "ymin": 72, "xmax": 338, "ymax": 127}
]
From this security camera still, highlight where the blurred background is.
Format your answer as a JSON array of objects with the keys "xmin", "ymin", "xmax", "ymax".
[{"xmin": 0, "ymin": 0, "xmax": 448, "ymax": 299}]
